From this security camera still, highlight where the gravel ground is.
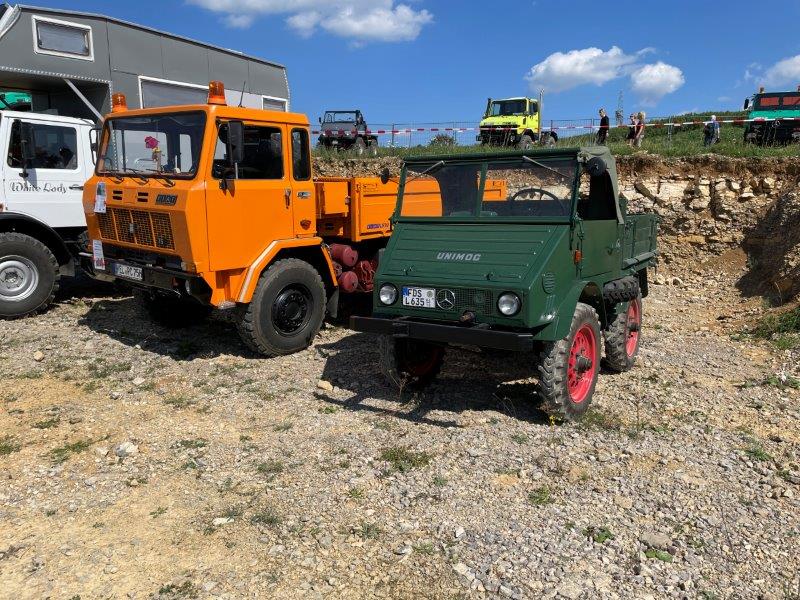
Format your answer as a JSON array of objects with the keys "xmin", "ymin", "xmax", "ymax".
[{"xmin": 0, "ymin": 267, "xmax": 798, "ymax": 600}]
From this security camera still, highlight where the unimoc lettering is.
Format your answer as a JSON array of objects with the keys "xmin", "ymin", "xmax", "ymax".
[{"xmin": 436, "ymin": 251, "xmax": 481, "ymax": 262}]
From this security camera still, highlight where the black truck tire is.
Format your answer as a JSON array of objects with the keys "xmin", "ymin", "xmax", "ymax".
[
  {"xmin": 603, "ymin": 294, "xmax": 642, "ymax": 373},
  {"xmin": 603, "ymin": 276, "xmax": 640, "ymax": 304},
  {"xmin": 353, "ymin": 137, "xmax": 367, "ymax": 156},
  {"xmin": 537, "ymin": 302, "xmax": 601, "ymax": 421},
  {"xmin": 236, "ymin": 258, "xmax": 326, "ymax": 357},
  {"xmin": 137, "ymin": 290, "xmax": 211, "ymax": 328},
  {"xmin": 517, "ymin": 134, "xmax": 534, "ymax": 150},
  {"xmin": 0, "ymin": 232, "xmax": 59, "ymax": 318},
  {"xmin": 378, "ymin": 335, "xmax": 444, "ymax": 389}
]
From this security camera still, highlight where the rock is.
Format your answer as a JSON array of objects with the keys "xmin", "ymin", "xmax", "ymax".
[
  {"xmin": 453, "ymin": 562, "xmax": 471, "ymax": 577},
  {"xmin": 84, "ymin": 477, "xmax": 98, "ymax": 487},
  {"xmin": 131, "ymin": 377, "xmax": 146, "ymax": 387},
  {"xmin": 202, "ymin": 581, "xmax": 218, "ymax": 592},
  {"xmin": 33, "ymin": 351, "xmax": 44, "ymax": 362},
  {"xmin": 212, "ymin": 517, "xmax": 233, "ymax": 526},
  {"xmin": 114, "ymin": 441, "xmax": 138, "ymax": 457},
  {"xmin": 394, "ymin": 545, "xmax": 412, "ymax": 556},
  {"xmin": 316, "ymin": 380, "xmax": 334, "ymax": 391},
  {"xmin": 104, "ymin": 564, "xmax": 118, "ymax": 574},
  {"xmin": 95, "ymin": 446, "xmax": 109, "ymax": 458},
  {"xmin": 109, "ymin": 391, "xmax": 122, "ymax": 400},
  {"xmin": 454, "ymin": 526, "xmax": 466, "ymax": 539},
  {"xmin": 641, "ymin": 532, "xmax": 672, "ymax": 551}
]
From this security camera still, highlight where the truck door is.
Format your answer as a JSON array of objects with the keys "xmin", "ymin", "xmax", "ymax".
[
  {"xmin": 2, "ymin": 117, "xmax": 87, "ymax": 227},
  {"xmin": 576, "ymin": 173, "xmax": 622, "ymax": 277},
  {"xmin": 206, "ymin": 121, "xmax": 294, "ymax": 272},
  {"xmin": 289, "ymin": 127, "xmax": 315, "ymax": 236}
]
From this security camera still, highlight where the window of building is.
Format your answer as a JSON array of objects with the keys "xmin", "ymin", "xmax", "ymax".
[
  {"xmin": 263, "ymin": 96, "xmax": 288, "ymax": 112},
  {"xmin": 140, "ymin": 78, "xmax": 208, "ymax": 109},
  {"xmin": 213, "ymin": 123, "xmax": 283, "ymax": 180},
  {"xmin": 8, "ymin": 120, "xmax": 78, "ymax": 170},
  {"xmin": 291, "ymin": 129, "xmax": 310, "ymax": 181},
  {"xmin": 33, "ymin": 16, "xmax": 93, "ymax": 60}
]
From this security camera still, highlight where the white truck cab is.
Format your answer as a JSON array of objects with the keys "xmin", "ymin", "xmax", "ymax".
[{"xmin": 0, "ymin": 110, "xmax": 96, "ymax": 317}]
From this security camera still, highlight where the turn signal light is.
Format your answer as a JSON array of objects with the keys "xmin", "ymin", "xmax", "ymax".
[
  {"xmin": 111, "ymin": 93, "xmax": 127, "ymax": 113},
  {"xmin": 573, "ymin": 250, "xmax": 583, "ymax": 264},
  {"xmin": 208, "ymin": 80, "xmax": 227, "ymax": 105}
]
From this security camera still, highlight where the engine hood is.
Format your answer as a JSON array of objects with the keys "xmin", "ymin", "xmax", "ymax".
[{"xmin": 380, "ymin": 222, "xmax": 566, "ymax": 286}]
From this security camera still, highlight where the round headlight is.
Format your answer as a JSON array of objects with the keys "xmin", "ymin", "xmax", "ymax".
[
  {"xmin": 497, "ymin": 292, "xmax": 521, "ymax": 316},
  {"xmin": 379, "ymin": 284, "xmax": 398, "ymax": 305}
]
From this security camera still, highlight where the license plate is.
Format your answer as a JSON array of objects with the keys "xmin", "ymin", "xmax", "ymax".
[
  {"xmin": 113, "ymin": 263, "xmax": 143, "ymax": 281},
  {"xmin": 402, "ymin": 286, "xmax": 436, "ymax": 308}
]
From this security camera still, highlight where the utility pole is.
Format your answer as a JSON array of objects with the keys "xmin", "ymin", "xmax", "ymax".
[{"xmin": 615, "ymin": 90, "xmax": 624, "ymax": 127}]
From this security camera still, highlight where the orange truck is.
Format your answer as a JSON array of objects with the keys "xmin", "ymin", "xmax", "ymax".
[{"xmin": 81, "ymin": 81, "xmax": 495, "ymax": 356}]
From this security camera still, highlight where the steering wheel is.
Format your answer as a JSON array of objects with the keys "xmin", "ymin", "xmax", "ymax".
[{"xmin": 509, "ymin": 187, "xmax": 568, "ymax": 215}]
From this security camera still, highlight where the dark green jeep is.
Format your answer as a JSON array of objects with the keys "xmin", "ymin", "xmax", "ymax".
[{"xmin": 350, "ymin": 147, "xmax": 658, "ymax": 420}]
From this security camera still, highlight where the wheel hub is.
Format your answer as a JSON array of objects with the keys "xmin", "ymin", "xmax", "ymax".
[
  {"xmin": 567, "ymin": 323, "xmax": 597, "ymax": 404},
  {"xmin": 0, "ymin": 256, "xmax": 39, "ymax": 302},
  {"xmin": 271, "ymin": 287, "xmax": 310, "ymax": 335}
]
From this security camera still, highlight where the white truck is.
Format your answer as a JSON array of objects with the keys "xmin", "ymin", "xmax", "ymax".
[{"xmin": 0, "ymin": 110, "xmax": 96, "ymax": 317}]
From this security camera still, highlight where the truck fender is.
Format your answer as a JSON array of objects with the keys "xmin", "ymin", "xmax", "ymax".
[
  {"xmin": 236, "ymin": 237, "xmax": 338, "ymax": 304},
  {"xmin": 549, "ymin": 280, "xmax": 606, "ymax": 339},
  {"xmin": 0, "ymin": 212, "xmax": 74, "ymax": 274}
]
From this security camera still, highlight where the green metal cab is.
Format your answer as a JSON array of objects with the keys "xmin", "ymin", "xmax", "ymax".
[{"xmin": 351, "ymin": 147, "xmax": 658, "ymax": 420}]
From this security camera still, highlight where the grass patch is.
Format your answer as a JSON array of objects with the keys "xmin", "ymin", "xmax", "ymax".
[
  {"xmin": 356, "ymin": 521, "xmax": 381, "ymax": 540},
  {"xmin": 164, "ymin": 396, "xmax": 197, "ymax": 409},
  {"xmin": 32, "ymin": 417, "xmax": 59, "ymax": 429},
  {"xmin": 433, "ymin": 475, "xmax": 448, "ymax": 487},
  {"xmin": 49, "ymin": 439, "xmax": 93, "ymax": 464},
  {"xmin": 156, "ymin": 581, "xmax": 199, "ymax": 599},
  {"xmin": 87, "ymin": 359, "xmax": 132, "ymax": 379},
  {"xmin": 380, "ymin": 446, "xmax": 432, "ymax": 473},
  {"xmin": 528, "ymin": 485, "xmax": 554, "ymax": 506},
  {"xmin": 256, "ymin": 460, "xmax": 284, "ymax": 476},
  {"xmin": 273, "ymin": 422, "xmax": 293, "ymax": 432},
  {"xmin": 763, "ymin": 374, "xmax": 800, "ymax": 390},
  {"xmin": 174, "ymin": 438, "xmax": 207, "ymax": 450},
  {"xmin": 752, "ymin": 307, "xmax": 800, "ymax": 349},
  {"xmin": 743, "ymin": 443, "xmax": 772, "ymax": 462},
  {"xmin": 579, "ymin": 410, "xmax": 620, "ymax": 431},
  {"xmin": 584, "ymin": 526, "xmax": 615, "ymax": 544},
  {"xmin": 0, "ymin": 435, "xmax": 21, "ymax": 456},
  {"xmin": 511, "ymin": 433, "xmax": 529, "ymax": 445},
  {"xmin": 318, "ymin": 405, "xmax": 338, "ymax": 414},
  {"xmin": 150, "ymin": 507, "xmax": 167, "ymax": 518},
  {"xmin": 347, "ymin": 487, "xmax": 364, "ymax": 500},
  {"xmin": 645, "ymin": 548, "xmax": 674, "ymax": 562},
  {"xmin": 250, "ymin": 509, "xmax": 281, "ymax": 527},
  {"xmin": 414, "ymin": 541, "xmax": 435, "ymax": 555}
]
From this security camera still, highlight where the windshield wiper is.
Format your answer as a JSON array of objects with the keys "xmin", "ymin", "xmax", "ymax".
[
  {"xmin": 522, "ymin": 155, "xmax": 569, "ymax": 180},
  {"xmin": 406, "ymin": 160, "xmax": 446, "ymax": 184}
]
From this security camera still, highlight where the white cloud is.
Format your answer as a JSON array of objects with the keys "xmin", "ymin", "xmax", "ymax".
[
  {"xmin": 630, "ymin": 62, "xmax": 685, "ymax": 106},
  {"xmin": 524, "ymin": 46, "xmax": 642, "ymax": 93},
  {"xmin": 187, "ymin": 0, "xmax": 433, "ymax": 43},
  {"xmin": 763, "ymin": 55, "xmax": 800, "ymax": 88}
]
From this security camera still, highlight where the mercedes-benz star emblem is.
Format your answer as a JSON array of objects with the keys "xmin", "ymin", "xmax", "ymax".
[{"xmin": 436, "ymin": 289, "xmax": 456, "ymax": 310}]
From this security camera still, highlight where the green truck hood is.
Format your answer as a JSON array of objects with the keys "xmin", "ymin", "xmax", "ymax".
[{"xmin": 380, "ymin": 222, "xmax": 564, "ymax": 285}]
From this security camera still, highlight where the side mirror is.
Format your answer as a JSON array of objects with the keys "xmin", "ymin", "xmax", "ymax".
[
  {"xmin": 19, "ymin": 121, "xmax": 35, "ymax": 161},
  {"xmin": 380, "ymin": 167, "xmax": 391, "ymax": 185},
  {"xmin": 226, "ymin": 120, "xmax": 245, "ymax": 167},
  {"xmin": 318, "ymin": 116, "xmax": 322, "ymax": 124},
  {"xmin": 743, "ymin": 98, "xmax": 750, "ymax": 110},
  {"xmin": 585, "ymin": 156, "xmax": 607, "ymax": 178}
]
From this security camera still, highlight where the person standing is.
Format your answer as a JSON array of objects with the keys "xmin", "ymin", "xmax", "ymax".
[
  {"xmin": 704, "ymin": 115, "xmax": 721, "ymax": 147},
  {"xmin": 634, "ymin": 111, "xmax": 646, "ymax": 148},
  {"xmin": 626, "ymin": 113, "xmax": 637, "ymax": 147},
  {"xmin": 596, "ymin": 108, "xmax": 610, "ymax": 144}
]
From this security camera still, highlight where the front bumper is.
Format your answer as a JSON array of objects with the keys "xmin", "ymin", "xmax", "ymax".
[
  {"xmin": 79, "ymin": 252, "xmax": 204, "ymax": 295},
  {"xmin": 350, "ymin": 315, "xmax": 535, "ymax": 351}
]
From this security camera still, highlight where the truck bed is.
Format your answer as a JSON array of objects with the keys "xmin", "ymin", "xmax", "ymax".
[{"xmin": 622, "ymin": 214, "xmax": 659, "ymax": 270}]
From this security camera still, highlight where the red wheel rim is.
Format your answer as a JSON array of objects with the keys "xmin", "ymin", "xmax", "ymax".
[
  {"xmin": 625, "ymin": 299, "xmax": 641, "ymax": 357},
  {"xmin": 567, "ymin": 324, "xmax": 597, "ymax": 404},
  {"xmin": 405, "ymin": 344, "xmax": 443, "ymax": 377}
]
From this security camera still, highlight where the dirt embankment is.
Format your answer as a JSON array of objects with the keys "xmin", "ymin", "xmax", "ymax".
[{"xmin": 314, "ymin": 154, "xmax": 800, "ymax": 302}]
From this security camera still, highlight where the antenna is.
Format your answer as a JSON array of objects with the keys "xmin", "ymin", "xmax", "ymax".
[
  {"xmin": 615, "ymin": 90, "xmax": 624, "ymax": 126},
  {"xmin": 238, "ymin": 81, "xmax": 246, "ymax": 107}
]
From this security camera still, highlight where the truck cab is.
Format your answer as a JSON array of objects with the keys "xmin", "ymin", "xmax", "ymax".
[
  {"xmin": 743, "ymin": 86, "xmax": 800, "ymax": 145},
  {"xmin": 352, "ymin": 147, "xmax": 658, "ymax": 420},
  {"xmin": 478, "ymin": 97, "xmax": 555, "ymax": 149},
  {"xmin": 0, "ymin": 109, "xmax": 96, "ymax": 317}
]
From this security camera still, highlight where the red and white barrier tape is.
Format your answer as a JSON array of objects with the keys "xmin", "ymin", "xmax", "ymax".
[{"xmin": 312, "ymin": 117, "xmax": 800, "ymax": 136}]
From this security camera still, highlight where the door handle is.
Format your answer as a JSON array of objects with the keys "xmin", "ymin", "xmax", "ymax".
[
  {"xmin": 284, "ymin": 188, "xmax": 291, "ymax": 208},
  {"xmin": 69, "ymin": 184, "xmax": 84, "ymax": 190}
]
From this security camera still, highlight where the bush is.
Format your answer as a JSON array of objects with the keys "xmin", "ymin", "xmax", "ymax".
[{"xmin": 429, "ymin": 133, "xmax": 456, "ymax": 148}]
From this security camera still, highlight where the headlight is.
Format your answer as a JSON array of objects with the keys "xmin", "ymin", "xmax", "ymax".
[
  {"xmin": 497, "ymin": 292, "xmax": 521, "ymax": 316},
  {"xmin": 379, "ymin": 284, "xmax": 398, "ymax": 305}
]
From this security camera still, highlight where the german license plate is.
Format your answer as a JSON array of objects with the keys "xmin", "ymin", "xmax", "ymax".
[
  {"xmin": 113, "ymin": 263, "xmax": 143, "ymax": 281},
  {"xmin": 402, "ymin": 286, "xmax": 435, "ymax": 308}
]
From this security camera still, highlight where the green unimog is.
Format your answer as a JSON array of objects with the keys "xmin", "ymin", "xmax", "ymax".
[
  {"xmin": 743, "ymin": 86, "xmax": 800, "ymax": 145},
  {"xmin": 351, "ymin": 147, "xmax": 658, "ymax": 420}
]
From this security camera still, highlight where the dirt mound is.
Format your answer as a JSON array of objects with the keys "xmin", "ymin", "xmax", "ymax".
[{"xmin": 739, "ymin": 191, "xmax": 800, "ymax": 301}]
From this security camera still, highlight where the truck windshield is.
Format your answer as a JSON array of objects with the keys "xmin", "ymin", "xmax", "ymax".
[
  {"xmin": 397, "ymin": 157, "xmax": 577, "ymax": 220},
  {"xmin": 754, "ymin": 93, "xmax": 800, "ymax": 110},
  {"xmin": 489, "ymin": 100, "xmax": 527, "ymax": 116},
  {"xmin": 97, "ymin": 111, "xmax": 206, "ymax": 179},
  {"xmin": 324, "ymin": 112, "xmax": 356, "ymax": 123}
]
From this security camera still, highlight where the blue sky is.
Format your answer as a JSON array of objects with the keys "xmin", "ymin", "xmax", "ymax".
[{"xmin": 41, "ymin": 0, "xmax": 800, "ymax": 124}]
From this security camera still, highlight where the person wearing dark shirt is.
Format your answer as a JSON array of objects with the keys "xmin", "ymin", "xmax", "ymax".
[{"xmin": 596, "ymin": 108, "xmax": 610, "ymax": 144}]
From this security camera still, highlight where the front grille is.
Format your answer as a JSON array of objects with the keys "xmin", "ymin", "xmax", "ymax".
[
  {"xmin": 421, "ymin": 286, "xmax": 494, "ymax": 315},
  {"xmin": 96, "ymin": 208, "xmax": 175, "ymax": 250}
]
